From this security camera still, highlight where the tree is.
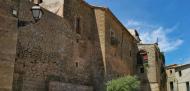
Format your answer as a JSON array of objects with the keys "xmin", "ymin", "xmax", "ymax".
[{"xmin": 106, "ymin": 76, "xmax": 140, "ymax": 91}]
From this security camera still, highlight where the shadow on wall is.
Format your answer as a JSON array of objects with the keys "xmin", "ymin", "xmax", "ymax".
[{"xmin": 138, "ymin": 68, "xmax": 151, "ymax": 91}]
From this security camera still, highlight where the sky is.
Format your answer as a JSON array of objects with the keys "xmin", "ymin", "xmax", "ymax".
[{"xmin": 86, "ymin": 0, "xmax": 190, "ymax": 65}]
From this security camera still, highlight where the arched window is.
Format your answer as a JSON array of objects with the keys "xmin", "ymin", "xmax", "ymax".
[
  {"xmin": 137, "ymin": 50, "xmax": 148, "ymax": 65},
  {"xmin": 140, "ymin": 50, "xmax": 148, "ymax": 63}
]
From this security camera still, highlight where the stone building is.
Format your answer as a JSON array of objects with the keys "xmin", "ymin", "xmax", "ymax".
[
  {"xmin": 0, "ymin": 0, "xmax": 18, "ymax": 91},
  {"xmin": 137, "ymin": 44, "xmax": 167, "ymax": 91},
  {"xmin": 93, "ymin": 7, "xmax": 140, "ymax": 80},
  {"xmin": 0, "ymin": 0, "xmax": 140, "ymax": 91},
  {"xmin": 166, "ymin": 64, "xmax": 190, "ymax": 91},
  {"xmin": 165, "ymin": 64, "xmax": 178, "ymax": 91}
]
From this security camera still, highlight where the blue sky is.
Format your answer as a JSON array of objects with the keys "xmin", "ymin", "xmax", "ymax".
[{"xmin": 86, "ymin": 0, "xmax": 190, "ymax": 65}]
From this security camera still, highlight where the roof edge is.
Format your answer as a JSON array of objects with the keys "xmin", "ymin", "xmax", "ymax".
[{"xmin": 81, "ymin": 0, "xmax": 138, "ymax": 42}]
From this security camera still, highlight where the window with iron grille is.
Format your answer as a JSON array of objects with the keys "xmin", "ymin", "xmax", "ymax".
[{"xmin": 110, "ymin": 28, "xmax": 119, "ymax": 46}]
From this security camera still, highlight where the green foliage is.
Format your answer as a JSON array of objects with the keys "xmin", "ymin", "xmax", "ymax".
[{"xmin": 106, "ymin": 76, "xmax": 140, "ymax": 91}]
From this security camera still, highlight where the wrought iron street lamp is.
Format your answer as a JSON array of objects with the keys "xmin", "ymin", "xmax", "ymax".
[
  {"xmin": 31, "ymin": 4, "xmax": 43, "ymax": 22},
  {"xmin": 17, "ymin": 4, "xmax": 43, "ymax": 27}
]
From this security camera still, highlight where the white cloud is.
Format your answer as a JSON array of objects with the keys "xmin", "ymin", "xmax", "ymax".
[
  {"xmin": 126, "ymin": 19, "xmax": 183, "ymax": 52},
  {"xmin": 183, "ymin": 58, "xmax": 190, "ymax": 64}
]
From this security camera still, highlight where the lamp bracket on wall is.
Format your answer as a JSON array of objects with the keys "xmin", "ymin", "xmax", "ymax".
[{"xmin": 17, "ymin": 4, "xmax": 43, "ymax": 28}]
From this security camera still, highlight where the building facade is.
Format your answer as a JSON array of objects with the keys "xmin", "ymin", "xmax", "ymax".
[
  {"xmin": 166, "ymin": 64, "xmax": 178, "ymax": 91},
  {"xmin": 0, "ymin": 0, "xmax": 140, "ymax": 91},
  {"xmin": 137, "ymin": 44, "xmax": 167, "ymax": 91},
  {"xmin": 0, "ymin": 0, "xmax": 18, "ymax": 91},
  {"xmin": 13, "ymin": 0, "xmax": 104, "ymax": 91},
  {"xmin": 94, "ymin": 7, "xmax": 140, "ymax": 80},
  {"xmin": 166, "ymin": 64, "xmax": 190, "ymax": 91}
]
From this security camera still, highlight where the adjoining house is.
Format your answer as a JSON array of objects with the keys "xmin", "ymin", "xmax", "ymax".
[{"xmin": 166, "ymin": 64, "xmax": 190, "ymax": 91}]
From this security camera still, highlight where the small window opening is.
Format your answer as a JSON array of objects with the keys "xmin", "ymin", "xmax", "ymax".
[
  {"xmin": 186, "ymin": 82, "xmax": 189, "ymax": 91},
  {"xmin": 75, "ymin": 62, "xmax": 79, "ymax": 67},
  {"xmin": 170, "ymin": 82, "xmax": 174, "ymax": 91},
  {"xmin": 76, "ymin": 17, "xmax": 81, "ymax": 34},
  {"xmin": 179, "ymin": 71, "xmax": 182, "ymax": 77},
  {"xmin": 140, "ymin": 67, "xmax": 144, "ymax": 73},
  {"xmin": 170, "ymin": 70, "xmax": 172, "ymax": 74}
]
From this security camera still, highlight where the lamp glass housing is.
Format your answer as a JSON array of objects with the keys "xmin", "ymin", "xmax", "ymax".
[{"xmin": 31, "ymin": 5, "xmax": 43, "ymax": 22}]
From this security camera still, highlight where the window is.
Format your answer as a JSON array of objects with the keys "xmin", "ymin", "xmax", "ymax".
[
  {"xmin": 170, "ymin": 70, "xmax": 172, "ymax": 74},
  {"xmin": 75, "ymin": 62, "xmax": 79, "ymax": 67},
  {"xmin": 139, "ymin": 50, "xmax": 148, "ymax": 63},
  {"xmin": 170, "ymin": 82, "xmax": 174, "ymax": 91},
  {"xmin": 110, "ymin": 29, "xmax": 115, "ymax": 38},
  {"xmin": 110, "ymin": 28, "xmax": 119, "ymax": 46},
  {"xmin": 143, "ymin": 54, "xmax": 148, "ymax": 61},
  {"xmin": 179, "ymin": 71, "xmax": 182, "ymax": 77},
  {"xmin": 140, "ymin": 67, "xmax": 144, "ymax": 73},
  {"xmin": 186, "ymin": 82, "xmax": 189, "ymax": 91},
  {"xmin": 75, "ymin": 17, "xmax": 81, "ymax": 34}
]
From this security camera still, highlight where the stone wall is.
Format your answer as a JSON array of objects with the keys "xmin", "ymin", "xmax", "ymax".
[
  {"xmin": 0, "ymin": 0, "xmax": 142, "ymax": 91},
  {"xmin": 13, "ymin": 0, "xmax": 105, "ymax": 91},
  {"xmin": 64, "ymin": 1, "xmax": 105, "ymax": 91},
  {"xmin": 105, "ymin": 12, "xmax": 136, "ymax": 79},
  {"xmin": 49, "ymin": 81, "xmax": 93, "ymax": 91},
  {"xmin": 0, "ymin": 0, "xmax": 18, "ymax": 91},
  {"xmin": 94, "ymin": 8, "xmax": 138, "ymax": 80}
]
